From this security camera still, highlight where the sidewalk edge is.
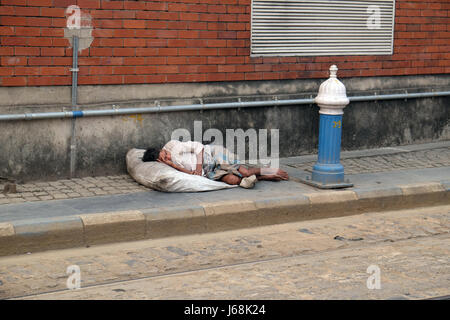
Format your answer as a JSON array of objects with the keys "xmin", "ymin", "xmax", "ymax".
[{"xmin": 1, "ymin": 181, "xmax": 449, "ymax": 257}]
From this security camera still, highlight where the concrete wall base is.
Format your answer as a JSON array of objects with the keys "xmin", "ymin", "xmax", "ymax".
[{"xmin": 0, "ymin": 74, "xmax": 449, "ymax": 182}]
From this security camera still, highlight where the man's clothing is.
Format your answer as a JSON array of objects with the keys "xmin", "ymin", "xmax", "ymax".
[
  {"xmin": 202, "ymin": 144, "xmax": 242, "ymax": 180},
  {"xmin": 162, "ymin": 140, "xmax": 242, "ymax": 180},
  {"xmin": 162, "ymin": 140, "xmax": 204, "ymax": 174}
]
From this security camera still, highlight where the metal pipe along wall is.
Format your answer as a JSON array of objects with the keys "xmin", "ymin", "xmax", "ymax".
[{"xmin": 0, "ymin": 90, "xmax": 449, "ymax": 122}]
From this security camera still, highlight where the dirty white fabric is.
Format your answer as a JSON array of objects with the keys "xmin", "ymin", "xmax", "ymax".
[
  {"xmin": 162, "ymin": 140, "xmax": 204, "ymax": 174},
  {"xmin": 126, "ymin": 148, "xmax": 237, "ymax": 192}
]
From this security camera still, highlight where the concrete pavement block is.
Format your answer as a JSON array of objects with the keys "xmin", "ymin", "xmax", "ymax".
[
  {"xmin": 0, "ymin": 222, "xmax": 14, "ymax": 237},
  {"xmin": 143, "ymin": 206, "xmax": 206, "ymax": 239},
  {"xmin": 399, "ymin": 182, "xmax": 448, "ymax": 207},
  {"xmin": 400, "ymin": 182, "xmax": 445, "ymax": 195},
  {"xmin": 8, "ymin": 216, "xmax": 84, "ymax": 255},
  {"xmin": 254, "ymin": 195, "xmax": 310, "ymax": 225},
  {"xmin": 0, "ymin": 223, "xmax": 15, "ymax": 256},
  {"xmin": 305, "ymin": 190, "xmax": 359, "ymax": 219},
  {"xmin": 355, "ymin": 187, "xmax": 403, "ymax": 199},
  {"xmin": 306, "ymin": 190, "xmax": 358, "ymax": 204},
  {"xmin": 202, "ymin": 200, "xmax": 259, "ymax": 232},
  {"xmin": 80, "ymin": 210, "xmax": 146, "ymax": 246},
  {"xmin": 354, "ymin": 187, "xmax": 404, "ymax": 211}
]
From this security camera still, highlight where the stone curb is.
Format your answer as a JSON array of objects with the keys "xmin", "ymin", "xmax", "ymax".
[{"xmin": 0, "ymin": 181, "xmax": 449, "ymax": 257}]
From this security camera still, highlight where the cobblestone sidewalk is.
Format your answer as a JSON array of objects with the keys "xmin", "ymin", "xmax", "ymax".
[
  {"xmin": 288, "ymin": 147, "xmax": 450, "ymax": 174},
  {"xmin": 0, "ymin": 175, "xmax": 148, "ymax": 205},
  {"xmin": 1, "ymin": 145, "xmax": 449, "ymax": 206}
]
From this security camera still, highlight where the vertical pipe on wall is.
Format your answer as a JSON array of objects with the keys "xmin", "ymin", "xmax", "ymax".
[
  {"xmin": 69, "ymin": 36, "xmax": 79, "ymax": 179},
  {"xmin": 71, "ymin": 36, "xmax": 79, "ymax": 106}
]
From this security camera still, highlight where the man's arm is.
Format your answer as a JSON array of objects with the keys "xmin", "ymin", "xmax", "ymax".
[
  {"xmin": 193, "ymin": 147, "xmax": 204, "ymax": 175},
  {"xmin": 157, "ymin": 158, "xmax": 194, "ymax": 175}
]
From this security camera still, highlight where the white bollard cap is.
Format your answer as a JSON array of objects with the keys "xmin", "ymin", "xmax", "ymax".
[{"xmin": 315, "ymin": 65, "xmax": 350, "ymax": 115}]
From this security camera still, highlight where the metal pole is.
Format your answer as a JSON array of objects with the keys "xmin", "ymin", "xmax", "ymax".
[
  {"xmin": 69, "ymin": 36, "xmax": 79, "ymax": 179},
  {"xmin": 71, "ymin": 36, "xmax": 79, "ymax": 106}
]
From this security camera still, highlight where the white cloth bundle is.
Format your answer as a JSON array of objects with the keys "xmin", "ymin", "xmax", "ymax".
[{"xmin": 126, "ymin": 148, "xmax": 237, "ymax": 192}]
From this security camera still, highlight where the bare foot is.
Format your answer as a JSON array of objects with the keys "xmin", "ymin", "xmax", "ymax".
[{"xmin": 260, "ymin": 168, "xmax": 289, "ymax": 180}]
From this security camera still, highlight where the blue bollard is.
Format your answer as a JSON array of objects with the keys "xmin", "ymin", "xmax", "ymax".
[
  {"xmin": 312, "ymin": 113, "xmax": 344, "ymax": 184},
  {"xmin": 300, "ymin": 65, "xmax": 353, "ymax": 189}
]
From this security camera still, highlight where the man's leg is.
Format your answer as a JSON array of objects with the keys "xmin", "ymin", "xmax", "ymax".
[
  {"xmin": 238, "ymin": 165, "xmax": 289, "ymax": 181},
  {"xmin": 220, "ymin": 173, "xmax": 242, "ymax": 185},
  {"xmin": 238, "ymin": 166, "xmax": 258, "ymax": 177}
]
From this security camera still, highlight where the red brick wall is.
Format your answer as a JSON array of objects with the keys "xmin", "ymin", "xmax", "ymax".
[{"xmin": 0, "ymin": 0, "xmax": 449, "ymax": 87}]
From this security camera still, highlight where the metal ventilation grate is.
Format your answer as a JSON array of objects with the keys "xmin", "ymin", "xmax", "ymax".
[{"xmin": 251, "ymin": 0, "xmax": 395, "ymax": 56}]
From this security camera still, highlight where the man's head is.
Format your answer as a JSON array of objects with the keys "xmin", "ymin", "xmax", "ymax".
[
  {"xmin": 142, "ymin": 147, "xmax": 172, "ymax": 163},
  {"xmin": 142, "ymin": 147, "xmax": 160, "ymax": 162},
  {"xmin": 158, "ymin": 149, "xmax": 171, "ymax": 162}
]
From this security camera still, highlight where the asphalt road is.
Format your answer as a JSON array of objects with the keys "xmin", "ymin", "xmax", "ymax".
[{"xmin": 1, "ymin": 205, "xmax": 449, "ymax": 300}]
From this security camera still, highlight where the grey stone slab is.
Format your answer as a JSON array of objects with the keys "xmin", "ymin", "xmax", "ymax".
[
  {"xmin": 353, "ymin": 186, "xmax": 403, "ymax": 199},
  {"xmin": 0, "ymin": 166, "xmax": 448, "ymax": 226},
  {"xmin": 12, "ymin": 216, "xmax": 83, "ymax": 235},
  {"xmin": 68, "ymin": 191, "xmax": 201, "ymax": 213},
  {"xmin": 191, "ymin": 180, "xmax": 314, "ymax": 205},
  {"xmin": 0, "ymin": 201, "xmax": 83, "ymax": 223},
  {"xmin": 8, "ymin": 216, "xmax": 85, "ymax": 255},
  {"xmin": 348, "ymin": 167, "xmax": 450, "ymax": 189},
  {"xmin": 0, "ymin": 192, "xmax": 198, "ymax": 223},
  {"xmin": 280, "ymin": 141, "xmax": 450, "ymax": 165}
]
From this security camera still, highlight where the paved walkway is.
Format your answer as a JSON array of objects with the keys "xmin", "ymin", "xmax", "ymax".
[
  {"xmin": 289, "ymin": 146, "xmax": 450, "ymax": 174},
  {"xmin": 0, "ymin": 166, "xmax": 449, "ymax": 224},
  {"xmin": 0, "ymin": 175, "xmax": 147, "ymax": 205},
  {"xmin": 0, "ymin": 141, "xmax": 448, "ymax": 256},
  {"xmin": 1, "ymin": 141, "xmax": 449, "ymax": 206}
]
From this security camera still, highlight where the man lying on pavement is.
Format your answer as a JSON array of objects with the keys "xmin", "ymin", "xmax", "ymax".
[{"xmin": 142, "ymin": 140, "xmax": 289, "ymax": 189}]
